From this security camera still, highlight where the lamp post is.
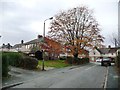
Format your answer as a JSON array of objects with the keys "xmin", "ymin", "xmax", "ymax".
[{"xmin": 42, "ymin": 17, "xmax": 53, "ymax": 71}]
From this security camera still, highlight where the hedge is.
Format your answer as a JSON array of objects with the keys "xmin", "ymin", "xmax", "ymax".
[
  {"xmin": 2, "ymin": 53, "xmax": 9, "ymax": 77},
  {"xmin": 59, "ymin": 56, "xmax": 67, "ymax": 60},
  {"xmin": 116, "ymin": 51, "xmax": 120, "ymax": 73},
  {"xmin": 2, "ymin": 52, "xmax": 38, "ymax": 77},
  {"xmin": 66, "ymin": 56, "xmax": 89, "ymax": 65},
  {"xmin": 5, "ymin": 52, "xmax": 23, "ymax": 67}
]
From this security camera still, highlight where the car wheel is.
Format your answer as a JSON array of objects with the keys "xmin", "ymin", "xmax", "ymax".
[
  {"xmin": 101, "ymin": 63, "xmax": 103, "ymax": 66},
  {"xmin": 109, "ymin": 63, "xmax": 111, "ymax": 66}
]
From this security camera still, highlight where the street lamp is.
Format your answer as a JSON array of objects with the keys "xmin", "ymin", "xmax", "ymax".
[{"xmin": 42, "ymin": 17, "xmax": 53, "ymax": 71}]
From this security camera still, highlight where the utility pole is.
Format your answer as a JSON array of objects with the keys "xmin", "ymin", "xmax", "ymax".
[{"xmin": 42, "ymin": 17, "xmax": 53, "ymax": 71}]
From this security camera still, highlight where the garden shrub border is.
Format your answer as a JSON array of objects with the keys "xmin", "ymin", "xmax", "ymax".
[
  {"xmin": 66, "ymin": 56, "xmax": 89, "ymax": 65},
  {"xmin": 2, "ymin": 52, "xmax": 38, "ymax": 77}
]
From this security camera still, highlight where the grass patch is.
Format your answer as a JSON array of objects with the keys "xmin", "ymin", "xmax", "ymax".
[{"xmin": 38, "ymin": 60, "xmax": 71, "ymax": 68}]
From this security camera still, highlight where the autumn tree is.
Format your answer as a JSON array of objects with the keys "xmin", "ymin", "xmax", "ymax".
[
  {"xmin": 48, "ymin": 6, "xmax": 104, "ymax": 59},
  {"xmin": 45, "ymin": 37, "xmax": 62, "ymax": 60}
]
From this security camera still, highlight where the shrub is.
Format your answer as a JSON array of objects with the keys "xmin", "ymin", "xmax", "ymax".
[
  {"xmin": 7, "ymin": 52, "xmax": 23, "ymax": 67},
  {"xmin": 59, "ymin": 56, "xmax": 67, "ymax": 60},
  {"xmin": 66, "ymin": 56, "xmax": 89, "ymax": 65},
  {"xmin": 21, "ymin": 56, "xmax": 38, "ymax": 70},
  {"xmin": 116, "ymin": 51, "xmax": 120, "ymax": 73},
  {"xmin": 66, "ymin": 56, "xmax": 73, "ymax": 64},
  {"xmin": 2, "ymin": 53, "xmax": 9, "ymax": 77},
  {"xmin": 2, "ymin": 52, "xmax": 38, "ymax": 70},
  {"xmin": 82, "ymin": 58, "xmax": 89, "ymax": 63}
]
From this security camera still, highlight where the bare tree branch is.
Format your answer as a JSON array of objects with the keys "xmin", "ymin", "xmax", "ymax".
[{"xmin": 47, "ymin": 6, "xmax": 104, "ymax": 58}]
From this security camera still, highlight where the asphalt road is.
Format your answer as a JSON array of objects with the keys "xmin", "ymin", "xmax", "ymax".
[{"xmin": 10, "ymin": 63, "xmax": 109, "ymax": 88}]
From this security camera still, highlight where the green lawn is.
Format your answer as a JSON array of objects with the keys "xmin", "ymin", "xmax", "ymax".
[{"xmin": 38, "ymin": 60, "xmax": 71, "ymax": 68}]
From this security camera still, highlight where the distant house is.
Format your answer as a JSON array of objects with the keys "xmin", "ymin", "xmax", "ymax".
[
  {"xmin": 12, "ymin": 36, "xmax": 44, "ymax": 54},
  {"xmin": 13, "ymin": 43, "xmax": 24, "ymax": 52},
  {"xmin": 89, "ymin": 47, "xmax": 101, "ymax": 62},
  {"xmin": 89, "ymin": 46, "xmax": 119, "ymax": 62},
  {"xmin": 60, "ymin": 45, "xmax": 89, "ymax": 58},
  {"xmin": 0, "ymin": 43, "xmax": 18, "ymax": 52},
  {"xmin": 60, "ymin": 45, "xmax": 73, "ymax": 57}
]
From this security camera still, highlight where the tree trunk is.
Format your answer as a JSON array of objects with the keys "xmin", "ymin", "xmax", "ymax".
[{"xmin": 73, "ymin": 52, "xmax": 78, "ymax": 64}]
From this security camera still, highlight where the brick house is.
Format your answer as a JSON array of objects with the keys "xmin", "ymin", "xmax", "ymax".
[{"xmin": 12, "ymin": 35, "xmax": 62, "ymax": 60}]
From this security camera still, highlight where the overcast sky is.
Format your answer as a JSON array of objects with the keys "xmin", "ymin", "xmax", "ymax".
[{"xmin": 0, "ymin": 0, "xmax": 118, "ymax": 47}]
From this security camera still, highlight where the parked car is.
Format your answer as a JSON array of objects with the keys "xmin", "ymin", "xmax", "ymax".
[
  {"xmin": 96, "ymin": 58, "xmax": 102, "ymax": 62},
  {"xmin": 101, "ymin": 57, "xmax": 111, "ymax": 66},
  {"xmin": 111, "ymin": 58, "xmax": 115, "ymax": 63}
]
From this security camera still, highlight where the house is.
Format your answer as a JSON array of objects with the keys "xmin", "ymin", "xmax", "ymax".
[
  {"xmin": 98, "ymin": 47, "xmax": 118, "ymax": 61},
  {"xmin": 89, "ymin": 46, "xmax": 119, "ymax": 62},
  {"xmin": 12, "ymin": 36, "xmax": 44, "ymax": 54},
  {"xmin": 0, "ymin": 43, "xmax": 18, "ymax": 52},
  {"xmin": 60, "ymin": 45, "xmax": 73, "ymax": 57},
  {"xmin": 44, "ymin": 37, "xmax": 62, "ymax": 60},
  {"xmin": 89, "ymin": 47, "xmax": 101, "ymax": 62},
  {"xmin": 60, "ymin": 45, "xmax": 89, "ymax": 58},
  {"xmin": 12, "ymin": 35, "xmax": 62, "ymax": 60}
]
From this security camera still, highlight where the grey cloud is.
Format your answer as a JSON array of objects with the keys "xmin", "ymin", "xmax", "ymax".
[
  {"xmin": 2, "ymin": 31, "xmax": 37, "ymax": 46},
  {"xmin": 0, "ymin": 0, "xmax": 118, "ymax": 47}
]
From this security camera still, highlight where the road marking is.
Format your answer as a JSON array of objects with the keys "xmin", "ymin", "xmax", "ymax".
[
  {"xmin": 85, "ymin": 65, "xmax": 96, "ymax": 71},
  {"xmin": 103, "ymin": 66, "xmax": 109, "ymax": 89}
]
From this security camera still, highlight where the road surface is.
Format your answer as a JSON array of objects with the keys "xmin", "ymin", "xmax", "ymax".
[
  {"xmin": 3, "ymin": 63, "xmax": 118, "ymax": 88},
  {"xmin": 8, "ymin": 63, "xmax": 111, "ymax": 88}
]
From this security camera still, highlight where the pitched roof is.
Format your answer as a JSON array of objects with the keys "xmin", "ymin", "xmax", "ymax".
[
  {"xmin": 13, "ymin": 36, "xmax": 59, "ymax": 48},
  {"xmin": 97, "ymin": 47, "xmax": 118, "ymax": 54},
  {"xmin": 13, "ymin": 37, "xmax": 43, "ymax": 48},
  {"xmin": 99, "ymin": 48, "xmax": 110, "ymax": 54},
  {"xmin": 109, "ymin": 48, "xmax": 118, "ymax": 53},
  {"xmin": 13, "ymin": 44, "xmax": 23, "ymax": 48},
  {"xmin": 1, "ymin": 44, "xmax": 12, "ymax": 49},
  {"xmin": 24, "ymin": 39, "xmax": 39, "ymax": 45}
]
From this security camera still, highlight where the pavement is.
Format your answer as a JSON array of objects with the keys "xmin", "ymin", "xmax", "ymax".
[
  {"xmin": 2, "ymin": 62, "xmax": 120, "ymax": 89},
  {"xmin": 107, "ymin": 65, "xmax": 119, "ymax": 88},
  {"xmin": 94, "ymin": 62, "xmax": 120, "ymax": 89},
  {"xmin": 2, "ymin": 64, "xmax": 81, "ymax": 89},
  {"xmin": 2, "ymin": 66, "xmax": 55, "ymax": 88}
]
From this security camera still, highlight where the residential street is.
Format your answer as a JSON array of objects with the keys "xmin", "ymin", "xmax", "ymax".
[
  {"xmin": 1, "ymin": 0, "xmax": 119, "ymax": 89},
  {"xmin": 3, "ymin": 62, "xmax": 119, "ymax": 89}
]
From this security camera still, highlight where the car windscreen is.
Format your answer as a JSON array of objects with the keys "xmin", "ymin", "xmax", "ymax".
[{"xmin": 103, "ymin": 58, "xmax": 110, "ymax": 61}]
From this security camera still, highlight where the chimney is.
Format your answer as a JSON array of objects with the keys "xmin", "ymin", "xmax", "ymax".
[
  {"xmin": 38, "ymin": 35, "xmax": 42, "ymax": 39},
  {"xmin": 21, "ymin": 40, "xmax": 24, "ymax": 44},
  {"xmin": 108, "ymin": 45, "xmax": 111, "ymax": 48}
]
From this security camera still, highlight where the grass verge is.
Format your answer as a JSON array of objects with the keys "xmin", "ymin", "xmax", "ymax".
[{"xmin": 38, "ymin": 60, "xmax": 71, "ymax": 68}]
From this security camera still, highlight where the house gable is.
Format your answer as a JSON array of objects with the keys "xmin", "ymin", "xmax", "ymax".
[{"xmin": 89, "ymin": 48, "xmax": 101, "ymax": 56}]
